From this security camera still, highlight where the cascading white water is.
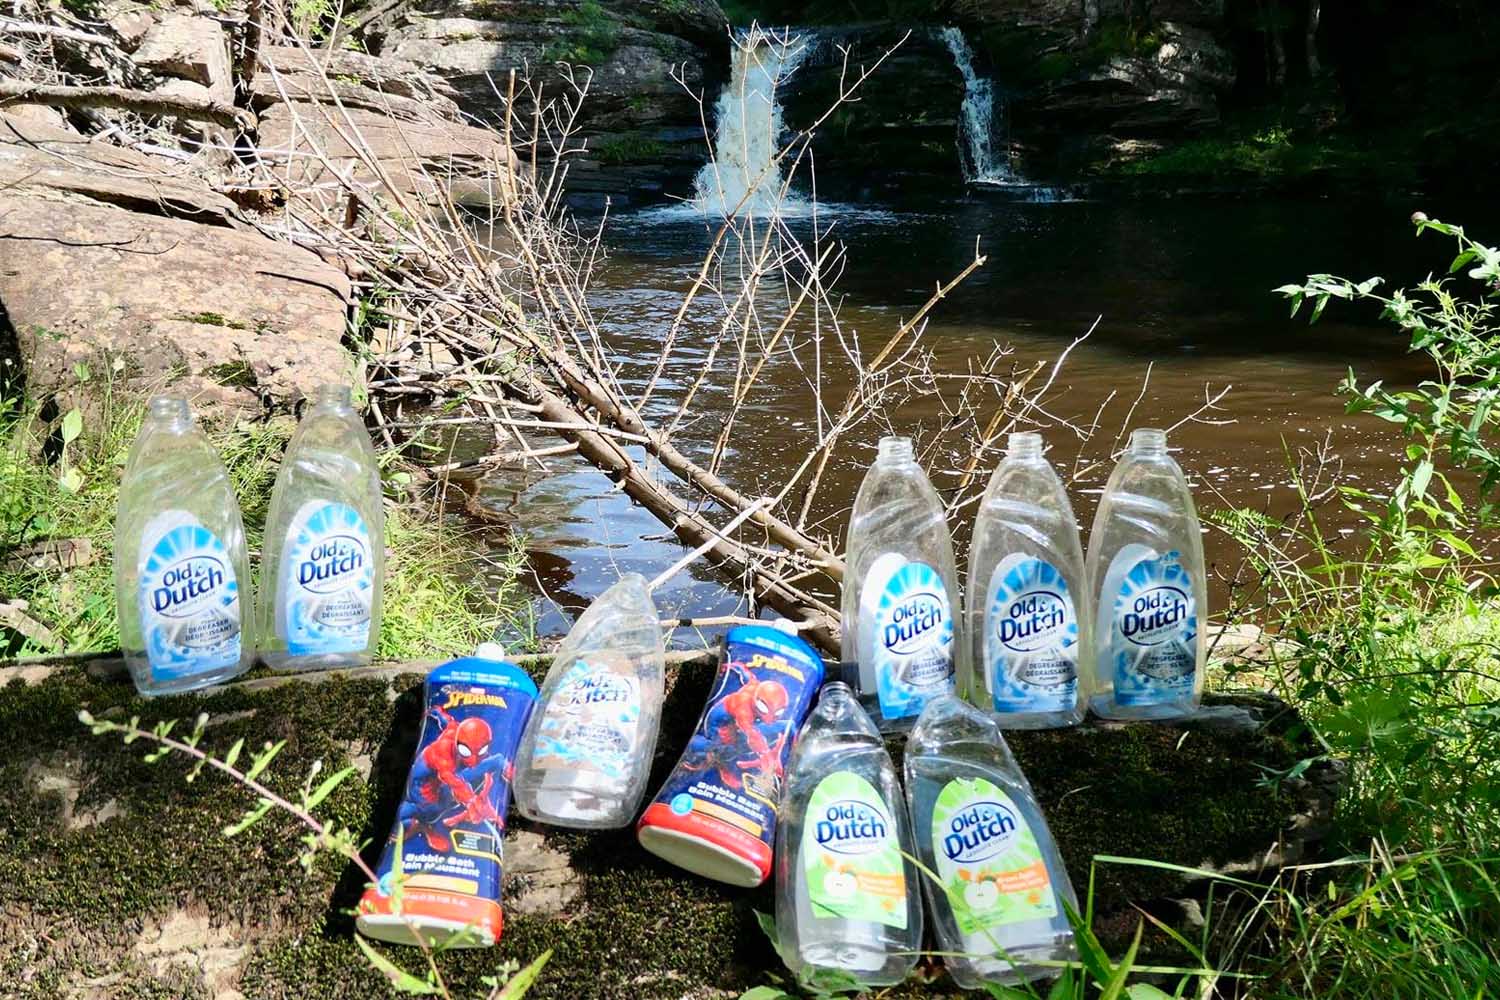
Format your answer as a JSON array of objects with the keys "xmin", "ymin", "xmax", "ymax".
[
  {"xmin": 692, "ymin": 28, "xmax": 809, "ymax": 217},
  {"xmin": 938, "ymin": 26, "xmax": 1012, "ymax": 184}
]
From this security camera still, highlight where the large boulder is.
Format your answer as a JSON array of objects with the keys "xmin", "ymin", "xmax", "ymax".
[
  {"xmin": 373, "ymin": 0, "xmax": 731, "ymax": 207},
  {"xmin": 1014, "ymin": 22, "xmax": 1232, "ymax": 134},
  {"xmin": 0, "ymin": 113, "xmax": 353, "ymax": 419},
  {"xmin": 132, "ymin": 11, "xmax": 233, "ymax": 104},
  {"xmin": 0, "ymin": 652, "xmax": 1341, "ymax": 998},
  {"xmin": 249, "ymin": 43, "xmax": 522, "ymax": 209},
  {"xmin": 256, "ymin": 100, "xmax": 521, "ymax": 208},
  {"xmin": 251, "ymin": 43, "xmax": 465, "ymax": 122}
]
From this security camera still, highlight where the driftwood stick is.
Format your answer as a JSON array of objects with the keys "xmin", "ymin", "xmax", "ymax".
[
  {"xmin": 238, "ymin": 0, "xmax": 263, "ymax": 88},
  {"xmin": 0, "ymin": 81, "xmax": 256, "ymax": 129},
  {"xmin": 0, "ymin": 17, "xmax": 115, "ymax": 47}
]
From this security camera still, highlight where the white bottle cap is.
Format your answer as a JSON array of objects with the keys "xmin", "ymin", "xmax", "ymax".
[{"xmin": 473, "ymin": 642, "xmax": 507, "ymax": 662}]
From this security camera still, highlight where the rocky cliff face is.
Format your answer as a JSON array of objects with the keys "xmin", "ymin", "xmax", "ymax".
[
  {"xmin": 778, "ymin": 26, "xmax": 968, "ymax": 198},
  {"xmin": 371, "ymin": 0, "xmax": 731, "ymax": 208},
  {"xmin": 0, "ymin": 0, "xmax": 523, "ymax": 419},
  {"xmin": 957, "ymin": 0, "xmax": 1236, "ymax": 176}
]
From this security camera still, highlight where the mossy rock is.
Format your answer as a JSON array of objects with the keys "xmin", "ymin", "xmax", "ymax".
[{"xmin": 0, "ymin": 660, "xmax": 1338, "ymax": 998}]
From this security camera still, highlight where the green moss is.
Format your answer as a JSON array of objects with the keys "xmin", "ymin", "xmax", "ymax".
[
  {"xmin": 204, "ymin": 361, "xmax": 258, "ymax": 389},
  {"xmin": 592, "ymin": 133, "xmax": 669, "ymax": 165},
  {"xmin": 542, "ymin": 1, "xmax": 620, "ymax": 66},
  {"xmin": 1105, "ymin": 117, "xmax": 1419, "ymax": 192},
  {"xmin": 172, "ymin": 312, "xmax": 248, "ymax": 330},
  {"xmin": 0, "ymin": 670, "xmax": 392, "ymax": 993}
]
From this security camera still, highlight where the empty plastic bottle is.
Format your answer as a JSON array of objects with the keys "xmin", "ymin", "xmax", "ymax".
[
  {"xmin": 841, "ymin": 436, "xmax": 963, "ymax": 732},
  {"xmin": 1084, "ymin": 428, "xmax": 1206, "ymax": 719},
  {"xmin": 966, "ymin": 432, "xmax": 1087, "ymax": 728},
  {"xmin": 115, "ymin": 396, "xmax": 252, "ymax": 695},
  {"xmin": 774, "ymin": 681, "xmax": 922, "ymax": 990},
  {"xmin": 904, "ymin": 695, "xmax": 1079, "ymax": 988},
  {"xmin": 258, "ymin": 384, "xmax": 384, "ymax": 670},
  {"xmin": 514, "ymin": 573, "xmax": 666, "ymax": 829}
]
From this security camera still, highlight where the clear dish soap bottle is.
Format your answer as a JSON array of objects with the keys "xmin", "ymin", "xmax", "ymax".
[
  {"xmin": 904, "ymin": 695, "xmax": 1078, "ymax": 988},
  {"xmin": 1084, "ymin": 428, "xmax": 1206, "ymax": 719},
  {"xmin": 841, "ymin": 435, "xmax": 963, "ymax": 732},
  {"xmin": 258, "ymin": 384, "xmax": 384, "ymax": 671},
  {"xmin": 514, "ymin": 573, "xmax": 666, "ymax": 829},
  {"xmin": 114, "ymin": 396, "xmax": 252, "ymax": 695},
  {"xmin": 967, "ymin": 433, "xmax": 1087, "ymax": 729},
  {"xmin": 774, "ymin": 681, "xmax": 922, "ymax": 990}
]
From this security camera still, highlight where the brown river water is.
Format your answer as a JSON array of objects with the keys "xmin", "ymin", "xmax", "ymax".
[{"xmin": 466, "ymin": 193, "xmax": 1477, "ymax": 641}]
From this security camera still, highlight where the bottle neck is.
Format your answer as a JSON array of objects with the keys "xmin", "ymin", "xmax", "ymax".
[
  {"xmin": 1128, "ymin": 428, "xmax": 1168, "ymax": 458},
  {"xmin": 311, "ymin": 384, "xmax": 353, "ymax": 410},
  {"xmin": 145, "ymin": 396, "xmax": 193, "ymax": 430},
  {"xmin": 1006, "ymin": 432, "xmax": 1043, "ymax": 461},
  {"xmin": 876, "ymin": 435, "xmax": 915, "ymax": 465}
]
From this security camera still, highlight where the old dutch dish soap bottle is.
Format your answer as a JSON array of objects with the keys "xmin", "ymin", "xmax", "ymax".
[
  {"xmin": 115, "ymin": 396, "xmax": 252, "ymax": 695},
  {"xmin": 514, "ymin": 573, "xmax": 666, "ymax": 829},
  {"xmin": 841, "ymin": 435, "xmax": 962, "ymax": 732},
  {"xmin": 1085, "ymin": 428, "xmax": 1206, "ymax": 719},
  {"xmin": 774, "ymin": 682, "xmax": 922, "ymax": 989},
  {"xmin": 259, "ymin": 384, "xmax": 384, "ymax": 670},
  {"xmin": 967, "ymin": 432, "xmax": 1087, "ymax": 728},
  {"xmin": 904, "ymin": 695, "xmax": 1078, "ymax": 987}
]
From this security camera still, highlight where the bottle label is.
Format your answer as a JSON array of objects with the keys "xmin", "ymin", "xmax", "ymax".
[
  {"xmin": 866, "ymin": 559, "xmax": 955, "ymax": 720},
  {"xmin": 803, "ymin": 771, "xmax": 908, "ymax": 929},
  {"xmin": 639, "ymin": 625, "xmax": 824, "ymax": 882},
  {"xmin": 279, "ymin": 501, "xmax": 374, "ymax": 656},
  {"xmin": 529, "ymin": 655, "xmax": 641, "ymax": 780},
  {"xmin": 137, "ymin": 511, "xmax": 241, "ymax": 681},
  {"xmin": 984, "ymin": 555, "xmax": 1078, "ymax": 714},
  {"xmin": 1105, "ymin": 547, "xmax": 1198, "ymax": 705},
  {"xmin": 932, "ymin": 777, "xmax": 1056, "ymax": 933},
  {"xmin": 359, "ymin": 657, "xmax": 539, "ymax": 944}
]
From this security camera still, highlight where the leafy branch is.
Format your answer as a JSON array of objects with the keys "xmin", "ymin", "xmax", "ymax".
[{"xmin": 77, "ymin": 709, "xmax": 549, "ymax": 999}]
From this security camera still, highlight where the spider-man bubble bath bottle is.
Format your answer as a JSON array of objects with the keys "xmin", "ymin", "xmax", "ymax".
[
  {"xmin": 637, "ymin": 622, "xmax": 824, "ymax": 887},
  {"xmin": 357, "ymin": 643, "xmax": 537, "ymax": 948}
]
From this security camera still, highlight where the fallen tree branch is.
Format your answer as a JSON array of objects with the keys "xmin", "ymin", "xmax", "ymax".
[
  {"xmin": 509, "ymin": 375, "xmax": 842, "ymax": 651},
  {"xmin": 0, "ymin": 81, "xmax": 256, "ymax": 129}
]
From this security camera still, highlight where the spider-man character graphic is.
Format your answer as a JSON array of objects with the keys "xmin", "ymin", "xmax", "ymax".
[
  {"xmin": 681, "ymin": 660, "xmax": 792, "ymax": 792},
  {"xmin": 398, "ymin": 704, "xmax": 511, "ymax": 852}
]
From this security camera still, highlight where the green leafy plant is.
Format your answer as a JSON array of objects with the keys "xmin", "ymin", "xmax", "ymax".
[
  {"xmin": 740, "ymin": 856, "xmax": 1240, "ymax": 1000},
  {"xmin": 290, "ymin": 0, "xmax": 336, "ymax": 42},
  {"xmin": 1208, "ymin": 214, "xmax": 1500, "ymax": 996}
]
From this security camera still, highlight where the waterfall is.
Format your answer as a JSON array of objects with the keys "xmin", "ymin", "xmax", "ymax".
[
  {"xmin": 938, "ymin": 26, "xmax": 1013, "ymax": 185},
  {"xmin": 692, "ymin": 28, "xmax": 809, "ymax": 217}
]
